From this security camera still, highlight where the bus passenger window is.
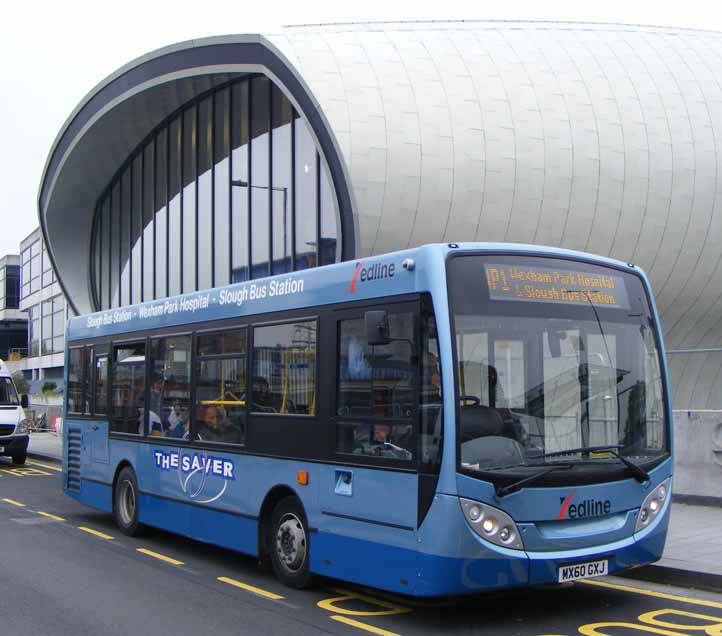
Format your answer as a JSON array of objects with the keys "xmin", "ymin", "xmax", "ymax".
[
  {"xmin": 420, "ymin": 312, "xmax": 443, "ymax": 469},
  {"xmin": 252, "ymin": 321, "xmax": 317, "ymax": 415},
  {"xmin": 336, "ymin": 313, "xmax": 416, "ymax": 460},
  {"xmin": 94, "ymin": 355, "xmax": 108, "ymax": 416},
  {"xmin": 194, "ymin": 328, "xmax": 247, "ymax": 444},
  {"xmin": 148, "ymin": 336, "xmax": 191, "ymax": 437},
  {"xmin": 68, "ymin": 347, "xmax": 91, "ymax": 415},
  {"xmin": 111, "ymin": 343, "xmax": 146, "ymax": 435}
]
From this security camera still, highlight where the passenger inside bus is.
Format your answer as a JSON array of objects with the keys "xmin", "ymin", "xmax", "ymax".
[{"xmin": 196, "ymin": 404, "xmax": 233, "ymax": 443}]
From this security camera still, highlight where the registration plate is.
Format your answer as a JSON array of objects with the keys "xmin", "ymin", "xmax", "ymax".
[{"xmin": 558, "ymin": 559, "xmax": 608, "ymax": 582}]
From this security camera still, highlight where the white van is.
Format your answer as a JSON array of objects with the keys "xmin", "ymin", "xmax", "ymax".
[{"xmin": 0, "ymin": 361, "xmax": 29, "ymax": 465}]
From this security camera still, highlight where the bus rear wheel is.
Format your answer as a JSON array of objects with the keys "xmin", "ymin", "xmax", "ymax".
[
  {"xmin": 113, "ymin": 467, "xmax": 142, "ymax": 536},
  {"xmin": 269, "ymin": 496, "xmax": 312, "ymax": 589}
]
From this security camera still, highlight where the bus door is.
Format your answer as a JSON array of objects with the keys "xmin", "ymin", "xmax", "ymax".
[{"xmin": 318, "ymin": 301, "xmax": 420, "ymax": 583}]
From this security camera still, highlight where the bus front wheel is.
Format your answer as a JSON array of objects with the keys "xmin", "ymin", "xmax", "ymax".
[
  {"xmin": 269, "ymin": 496, "xmax": 312, "ymax": 589},
  {"xmin": 113, "ymin": 466, "xmax": 142, "ymax": 536}
]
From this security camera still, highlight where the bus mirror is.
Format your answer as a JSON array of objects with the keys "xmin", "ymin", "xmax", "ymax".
[
  {"xmin": 366, "ymin": 310, "xmax": 391, "ymax": 346},
  {"xmin": 20, "ymin": 394, "xmax": 29, "ymax": 409}
]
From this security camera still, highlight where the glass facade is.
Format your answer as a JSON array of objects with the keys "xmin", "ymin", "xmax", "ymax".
[
  {"xmin": 0, "ymin": 264, "xmax": 20, "ymax": 310},
  {"xmin": 91, "ymin": 76, "xmax": 340, "ymax": 310}
]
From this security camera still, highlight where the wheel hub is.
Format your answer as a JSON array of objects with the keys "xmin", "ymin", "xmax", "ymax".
[{"xmin": 275, "ymin": 513, "xmax": 306, "ymax": 572}]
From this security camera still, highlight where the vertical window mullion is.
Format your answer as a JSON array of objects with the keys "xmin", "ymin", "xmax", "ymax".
[
  {"xmin": 211, "ymin": 92, "xmax": 216, "ymax": 288},
  {"xmin": 129, "ymin": 162, "xmax": 133, "ymax": 304},
  {"xmin": 180, "ymin": 112, "xmax": 185, "ymax": 294},
  {"xmin": 152, "ymin": 135, "xmax": 157, "ymax": 301},
  {"xmin": 316, "ymin": 152, "xmax": 321, "ymax": 265},
  {"xmin": 140, "ymin": 151, "xmax": 145, "ymax": 302},
  {"xmin": 108, "ymin": 188, "xmax": 113, "ymax": 308},
  {"xmin": 228, "ymin": 82, "xmax": 234, "ymax": 284},
  {"xmin": 247, "ymin": 79, "xmax": 253, "ymax": 279},
  {"xmin": 291, "ymin": 109, "xmax": 296, "ymax": 271},
  {"xmin": 195, "ymin": 105, "xmax": 200, "ymax": 291},
  {"xmin": 268, "ymin": 79, "xmax": 273, "ymax": 275},
  {"xmin": 165, "ymin": 125, "xmax": 170, "ymax": 298}
]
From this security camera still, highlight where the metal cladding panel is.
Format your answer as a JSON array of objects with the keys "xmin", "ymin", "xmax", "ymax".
[{"xmin": 275, "ymin": 22, "xmax": 722, "ymax": 407}]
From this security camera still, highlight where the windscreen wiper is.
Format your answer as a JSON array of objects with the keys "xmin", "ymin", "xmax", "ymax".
[
  {"xmin": 496, "ymin": 463, "xmax": 575, "ymax": 498},
  {"xmin": 542, "ymin": 445, "xmax": 650, "ymax": 483}
]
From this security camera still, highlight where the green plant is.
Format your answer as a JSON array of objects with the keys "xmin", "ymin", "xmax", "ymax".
[
  {"xmin": 12, "ymin": 371, "xmax": 29, "ymax": 395},
  {"xmin": 41, "ymin": 381, "xmax": 58, "ymax": 394}
]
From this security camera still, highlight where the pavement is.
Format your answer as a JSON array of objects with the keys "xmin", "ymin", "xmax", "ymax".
[{"xmin": 26, "ymin": 432, "xmax": 722, "ymax": 593}]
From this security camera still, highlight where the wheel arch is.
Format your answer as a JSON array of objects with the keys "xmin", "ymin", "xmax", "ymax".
[{"xmin": 257, "ymin": 484, "xmax": 304, "ymax": 559}]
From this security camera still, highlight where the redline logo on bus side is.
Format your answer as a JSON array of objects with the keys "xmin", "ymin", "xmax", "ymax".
[
  {"xmin": 558, "ymin": 490, "xmax": 612, "ymax": 520},
  {"xmin": 349, "ymin": 260, "xmax": 396, "ymax": 294}
]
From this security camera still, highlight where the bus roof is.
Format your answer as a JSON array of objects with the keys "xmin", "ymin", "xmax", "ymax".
[{"xmin": 67, "ymin": 242, "xmax": 643, "ymax": 342}]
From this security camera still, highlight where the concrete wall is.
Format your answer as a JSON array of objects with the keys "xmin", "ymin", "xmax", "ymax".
[{"xmin": 673, "ymin": 410, "xmax": 722, "ymax": 500}]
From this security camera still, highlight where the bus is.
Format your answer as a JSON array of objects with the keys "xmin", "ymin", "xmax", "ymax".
[{"xmin": 62, "ymin": 243, "xmax": 672, "ymax": 596}]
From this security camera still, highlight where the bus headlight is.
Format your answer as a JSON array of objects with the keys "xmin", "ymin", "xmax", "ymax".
[
  {"xmin": 460, "ymin": 498, "xmax": 524, "ymax": 550},
  {"xmin": 635, "ymin": 478, "xmax": 671, "ymax": 532}
]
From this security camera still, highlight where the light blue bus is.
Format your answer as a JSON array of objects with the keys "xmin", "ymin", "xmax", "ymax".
[{"xmin": 62, "ymin": 243, "xmax": 672, "ymax": 596}]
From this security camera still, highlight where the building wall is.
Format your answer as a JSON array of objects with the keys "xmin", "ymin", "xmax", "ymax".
[
  {"xmin": 19, "ymin": 228, "xmax": 68, "ymax": 383},
  {"xmin": 268, "ymin": 22, "xmax": 722, "ymax": 408}
]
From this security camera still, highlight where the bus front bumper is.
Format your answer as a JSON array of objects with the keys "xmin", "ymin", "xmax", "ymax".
[{"xmin": 416, "ymin": 493, "xmax": 670, "ymax": 596}]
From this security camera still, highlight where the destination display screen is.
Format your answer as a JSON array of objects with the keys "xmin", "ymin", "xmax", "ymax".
[{"xmin": 484, "ymin": 263, "xmax": 630, "ymax": 309}]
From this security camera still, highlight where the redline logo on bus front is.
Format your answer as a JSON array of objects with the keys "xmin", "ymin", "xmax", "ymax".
[
  {"xmin": 557, "ymin": 491, "xmax": 612, "ymax": 520},
  {"xmin": 349, "ymin": 260, "xmax": 396, "ymax": 294}
]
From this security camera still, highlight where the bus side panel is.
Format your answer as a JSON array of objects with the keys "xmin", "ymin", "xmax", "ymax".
[
  {"xmin": 312, "ymin": 530, "xmax": 418, "ymax": 594},
  {"xmin": 312, "ymin": 465, "xmax": 419, "ymax": 594},
  {"xmin": 63, "ymin": 420, "xmax": 113, "ymax": 513},
  {"xmin": 190, "ymin": 507, "xmax": 258, "ymax": 557}
]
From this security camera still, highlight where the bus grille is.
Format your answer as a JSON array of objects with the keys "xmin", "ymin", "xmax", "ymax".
[
  {"xmin": 0, "ymin": 424, "xmax": 15, "ymax": 436},
  {"xmin": 66, "ymin": 428, "xmax": 81, "ymax": 493}
]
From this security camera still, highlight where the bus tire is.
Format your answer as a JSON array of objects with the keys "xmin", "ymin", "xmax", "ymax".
[
  {"xmin": 269, "ymin": 496, "xmax": 312, "ymax": 589},
  {"xmin": 113, "ymin": 466, "xmax": 142, "ymax": 536},
  {"xmin": 11, "ymin": 451, "xmax": 26, "ymax": 465}
]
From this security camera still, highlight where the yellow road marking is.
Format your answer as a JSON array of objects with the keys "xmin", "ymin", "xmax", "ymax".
[
  {"xmin": 78, "ymin": 526, "xmax": 114, "ymax": 540},
  {"xmin": 37, "ymin": 511, "xmax": 65, "ymax": 522},
  {"xmin": 27, "ymin": 460, "xmax": 62, "ymax": 472},
  {"xmin": 1, "ymin": 467, "xmax": 51, "ymax": 476},
  {"xmin": 136, "ymin": 548, "xmax": 184, "ymax": 566},
  {"xmin": 217, "ymin": 576, "xmax": 284, "ymax": 600},
  {"xmin": 580, "ymin": 579, "xmax": 722, "ymax": 609},
  {"xmin": 318, "ymin": 587, "xmax": 411, "ymax": 616},
  {"xmin": 330, "ymin": 615, "xmax": 403, "ymax": 636},
  {"xmin": 2, "ymin": 498, "xmax": 25, "ymax": 507}
]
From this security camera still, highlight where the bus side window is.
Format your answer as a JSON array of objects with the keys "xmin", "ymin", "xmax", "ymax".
[
  {"xmin": 67, "ymin": 347, "xmax": 91, "ymax": 415},
  {"xmin": 94, "ymin": 355, "xmax": 108, "ymax": 416},
  {"xmin": 251, "ymin": 321, "xmax": 317, "ymax": 416},
  {"xmin": 420, "ymin": 312, "xmax": 443, "ymax": 470},
  {"xmin": 149, "ymin": 335, "xmax": 192, "ymax": 438},
  {"xmin": 194, "ymin": 328, "xmax": 247, "ymax": 444},
  {"xmin": 110, "ymin": 342, "xmax": 146, "ymax": 435},
  {"xmin": 335, "ymin": 312, "xmax": 416, "ymax": 460}
]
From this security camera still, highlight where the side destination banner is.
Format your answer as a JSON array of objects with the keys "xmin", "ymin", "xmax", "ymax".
[{"xmin": 68, "ymin": 254, "xmax": 418, "ymax": 341}]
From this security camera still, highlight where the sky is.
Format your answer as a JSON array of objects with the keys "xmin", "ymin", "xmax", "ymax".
[{"xmin": 1, "ymin": 0, "xmax": 719, "ymax": 257}]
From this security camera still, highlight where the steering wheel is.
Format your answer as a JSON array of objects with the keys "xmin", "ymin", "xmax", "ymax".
[{"xmin": 459, "ymin": 395, "xmax": 481, "ymax": 406}]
